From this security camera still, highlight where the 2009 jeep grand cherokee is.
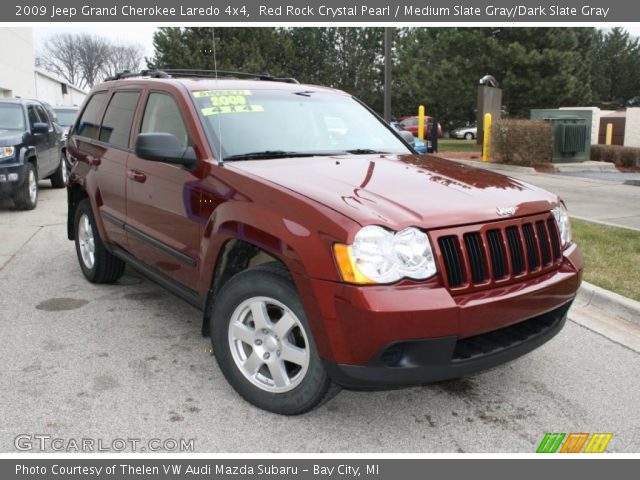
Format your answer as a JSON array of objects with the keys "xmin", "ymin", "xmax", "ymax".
[{"xmin": 66, "ymin": 70, "xmax": 583, "ymax": 415}]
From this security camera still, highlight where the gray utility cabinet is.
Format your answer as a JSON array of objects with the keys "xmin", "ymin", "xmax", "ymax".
[{"xmin": 530, "ymin": 109, "xmax": 592, "ymax": 162}]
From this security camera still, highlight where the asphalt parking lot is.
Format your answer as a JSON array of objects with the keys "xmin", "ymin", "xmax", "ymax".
[{"xmin": 1, "ymin": 184, "xmax": 639, "ymax": 453}]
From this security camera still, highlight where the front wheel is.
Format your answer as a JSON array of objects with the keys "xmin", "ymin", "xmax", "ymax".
[
  {"xmin": 13, "ymin": 162, "xmax": 38, "ymax": 210},
  {"xmin": 464, "ymin": 132, "xmax": 474, "ymax": 140},
  {"xmin": 211, "ymin": 264, "xmax": 337, "ymax": 414}
]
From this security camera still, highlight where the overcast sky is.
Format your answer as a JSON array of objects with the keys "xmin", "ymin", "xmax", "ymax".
[{"xmin": 32, "ymin": 26, "xmax": 640, "ymax": 62}]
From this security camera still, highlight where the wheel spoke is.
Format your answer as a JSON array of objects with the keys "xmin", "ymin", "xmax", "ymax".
[
  {"xmin": 231, "ymin": 321, "xmax": 255, "ymax": 345},
  {"xmin": 280, "ymin": 342, "xmax": 307, "ymax": 367},
  {"xmin": 249, "ymin": 301, "xmax": 271, "ymax": 329},
  {"xmin": 268, "ymin": 360, "xmax": 290, "ymax": 388},
  {"xmin": 273, "ymin": 312, "xmax": 296, "ymax": 338},
  {"xmin": 243, "ymin": 352, "xmax": 263, "ymax": 375}
]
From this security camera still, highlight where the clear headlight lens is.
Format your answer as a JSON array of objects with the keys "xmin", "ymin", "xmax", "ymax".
[
  {"xmin": 334, "ymin": 225, "xmax": 437, "ymax": 284},
  {"xmin": 552, "ymin": 203, "xmax": 572, "ymax": 248},
  {"xmin": 0, "ymin": 147, "xmax": 15, "ymax": 159}
]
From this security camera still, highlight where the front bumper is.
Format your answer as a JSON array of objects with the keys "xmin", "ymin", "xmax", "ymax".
[
  {"xmin": 0, "ymin": 162, "xmax": 28, "ymax": 197},
  {"xmin": 304, "ymin": 244, "xmax": 582, "ymax": 388},
  {"xmin": 324, "ymin": 301, "xmax": 569, "ymax": 388}
]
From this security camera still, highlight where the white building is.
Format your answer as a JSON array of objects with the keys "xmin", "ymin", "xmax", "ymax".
[
  {"xmin": 0, "ymin": 27, "xmax": 87, "ymax": 106},
  {"xmin": 35, "ymin": 68, "xmax": 87, "ymax": 106},
  {"xmin": 0, "ymin": 28, "xmax": 36, "ymax": 99}
]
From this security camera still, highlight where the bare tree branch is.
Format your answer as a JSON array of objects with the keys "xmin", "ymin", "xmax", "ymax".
[
  {"xmin": 36, "ymin": 33, "xmax": 83, "ymax": 87},
  {"xmin": 37, "ymin": 33, "xmax": 145, "ymax": 89}
]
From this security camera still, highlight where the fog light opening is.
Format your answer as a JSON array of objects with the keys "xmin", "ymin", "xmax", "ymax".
[{"xmin": 380, "ymin": 344, "xmax": 404, "ymax": 367}]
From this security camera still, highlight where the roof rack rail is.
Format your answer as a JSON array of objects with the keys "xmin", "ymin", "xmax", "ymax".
[
  {"xmin": 104, "ymin": 69, "xmax": 299, "ymax": 84},
  {"xmin": 161, "ymin": 69, "xmax": 300, "ymax": 84}
]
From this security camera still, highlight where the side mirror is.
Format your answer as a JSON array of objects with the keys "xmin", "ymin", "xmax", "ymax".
[
  {"xmin": 135, "ymin": 133, "xmax": 197, "ymax": 170},
  {"xmin": 32, "ymin": 122, "xmax": 49, "ymax": 135}
]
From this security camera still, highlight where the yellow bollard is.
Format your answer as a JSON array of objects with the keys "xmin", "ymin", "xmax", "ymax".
[
  {"xmin": 606, "ymin": 123, "xmax": 613, "ymax": 145},
  {"xmin": 418, "ymin": 105, "xmax": 425, "ymax": 141},
  {"xmin": 482, "ymin": 113, "xmax": 492, "ymax": 162}
]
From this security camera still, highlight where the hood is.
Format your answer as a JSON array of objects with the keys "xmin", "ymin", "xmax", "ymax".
[
  {"xmin": 0, "ymin": 130, "xmax": 23, "ymax": 147},
  {"xmin": 231, "ymin": 154, "xmax": 558, "ymax": 231}
]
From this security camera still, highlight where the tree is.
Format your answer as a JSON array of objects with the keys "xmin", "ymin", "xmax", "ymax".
[
  {"xmin": 103, "ymin": 44, "xmax": 144, "ymax": 79},
  {"xmin": 394, "ymin": 28, "xmax": 596, "ymax": 128},
  {"xmin": 591, "ymin": 28, "xmax": 640, "ymax": 107},
  {"xmin": 37, "ymin": 33, "xmax": 145, "ymax": 89},
  {"xmin": 36, "ymin": 33, "xmax": 83, "ymax": 87}
]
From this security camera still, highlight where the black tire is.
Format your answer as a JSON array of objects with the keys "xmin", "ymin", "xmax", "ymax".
[
  {"xmin": 50, "ymin": 151, "xmax": 68, "ymax": 189},
  {"xmin": 464, "ymin": 132, "xmax": 474, "ymax": 140},
  {"xmin": 211, "ymin": 263, "xmax": 338, "ymax": 415},
  {"xmin": 74, "ymin": 199, "xmax": 125, "ymax": 283},
  {"xmin": 13, "ymin": 162, "xmax": 38, "ymax": 210}
]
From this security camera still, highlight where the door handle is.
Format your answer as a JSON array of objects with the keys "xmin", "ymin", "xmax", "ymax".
[{"xmin": 127, "ymin": 169, "xmax": 147, "ymax": 183}]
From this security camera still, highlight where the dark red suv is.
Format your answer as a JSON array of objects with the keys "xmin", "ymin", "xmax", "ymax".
[{"xmin": 66, "ymin": 70, "xmax": 583, "ymax": 414}]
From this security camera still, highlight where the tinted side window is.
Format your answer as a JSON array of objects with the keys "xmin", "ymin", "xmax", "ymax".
[
  {"xmin": 27, "ymin": 105, "xmax": 40, "ymax": 128},
  {"xmin": 76, "ymin": 92, "xmax": 107, "ymax": 140},
  {"xmin": 34, "ymin": 105, "xmax": 50, "ymax": 126},
  {"xmin": 99, "ymin": 91, "xmax": 140, "ymax": 148},
  {"xmin": 140, "ymin": 93, "xmax": 189, "ymax": 147}
]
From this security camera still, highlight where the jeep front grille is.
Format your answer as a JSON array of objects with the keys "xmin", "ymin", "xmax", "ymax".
[{"xmin": 433, "ymin": 213, "xmax": 563, "ymax": 293}]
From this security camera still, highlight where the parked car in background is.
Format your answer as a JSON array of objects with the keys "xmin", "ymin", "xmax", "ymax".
[
  {"xmin": 53, "ymin": 106, "xmax": 80, "ymax": 138},
  {"xmin": 0, "ymin": 98, "xmax": 66, "ymax": 209},
  {"xmin": 398, "ymin": 115, "xmax": 443, "ymax": 138},
  {"xmin": 451, "ymin": 125, "xmax": 477, "ymax": 140},
  {"xmin": 390, "ymin": 121, "xmax": 427, "ymax": 153},
  {"xmin": 53, "ymin": 106, "xmax": 80, "ymax": 173},
  {"xmin": 67, "ymin": 70, "xmax": 582, "ymax": 415}
]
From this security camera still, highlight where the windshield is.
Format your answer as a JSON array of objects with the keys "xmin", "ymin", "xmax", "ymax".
[
  {"xmin": 53, "ymin": 109, "xmax": 78, "ymax": 127},
  {"xmin": 0, "ymin": 104, "xmax": 26, "ymax": 131},
  {"xmin": 191, "ymin": 89, "xmax": 411, "ymax": 160}
]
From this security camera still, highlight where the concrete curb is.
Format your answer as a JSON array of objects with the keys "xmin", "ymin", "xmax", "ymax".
[
  {"xmin": 571, "ymin": 215, "xmax": 640, "ymax": 233},
  {"xmin": 441, "ymin": 157, "xmax": 537, "ymax": 174},
  {"xmin": 553, "ymin": 161, "xmax": 618, "ymax": 173},
  {"xmin": 575, "ymin": 281, "xmax": 640, "ymax": 327}
]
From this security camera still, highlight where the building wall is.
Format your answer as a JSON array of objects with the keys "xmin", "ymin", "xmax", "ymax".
[
  {"xmin": 623, "ymin": 108, "xmax": 640, "ymax": 148},
  {"xmin": 35, "ymin": 72, "xmax": 87, "ymax": 106},
  {"xmin": 0, "ymin": 28, "xmax": 35, "ymax": 98}
]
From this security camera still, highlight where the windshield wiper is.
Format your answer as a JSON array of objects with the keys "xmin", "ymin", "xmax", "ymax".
[
  {"xmin": 223, "ymin": 151, "xmax": 320, "ymax": 161},
  {"xmin": 343, "ymin": 149, "xmax": 390, "ymax": 155}
]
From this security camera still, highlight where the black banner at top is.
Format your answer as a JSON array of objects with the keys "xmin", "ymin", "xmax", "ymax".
[{"xmin": 5, "ymin": 0, "xmax": 638, "ymax": 22}]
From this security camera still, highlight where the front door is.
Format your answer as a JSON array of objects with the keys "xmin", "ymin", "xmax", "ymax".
[{"xmin": 125, "ymin": 91, "xmax": 202, "ymax": 291}]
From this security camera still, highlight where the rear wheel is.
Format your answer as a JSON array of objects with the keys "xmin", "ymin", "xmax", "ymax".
[
  {"xmin": 211, "ymin": 264, "xmax": 337, "ymax": 414},
  {"xmin": 50, "ymin": 151, "xmax": 68, "ymax": 188},
  {"xmin": 13, "ymin": 162, "xmax": 38, "ymax": 210},
  {"xmin": 464, "ymin": 132, "xmax": 474, "ymax": 140},
  {"xmin": 74, "ymin": 199, "xmax": 125, "ymax": 283}
]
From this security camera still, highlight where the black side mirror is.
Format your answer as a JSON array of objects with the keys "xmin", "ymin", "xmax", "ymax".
[
  {"xmin": 32, "ymin": 123, "xmax": 49, "ymax": 135},
  {"xmin": 135, "ymin": 133, "xmax": 197, "ymax": 170}
]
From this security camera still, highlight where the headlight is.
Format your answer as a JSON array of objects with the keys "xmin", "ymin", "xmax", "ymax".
[
  {"xmin": 552, "ymin": 203, "xmax": 572, "ymax": 248},
  {"xmin": 333, "ymin": 225, "xmax": 437, "ymax": 284},
  {"xmin": 0, "ymin": 147, "xmax": 15, "ymax": 159}
]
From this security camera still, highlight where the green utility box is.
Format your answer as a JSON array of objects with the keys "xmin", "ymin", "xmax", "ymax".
[{"xmin": 530, "ymin": 109, "xmax": 591, "ymax": 162}]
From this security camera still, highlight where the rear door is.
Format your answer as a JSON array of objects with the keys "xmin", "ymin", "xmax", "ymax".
[
  {"xmin": 93, "ymin": 89, "xmax": 142, "ymax": 248},
  {"xmin": 68, "ymin": 91, "xmax": 127, "ymax": 248},
  {"xmin": 125, "ymin": 90, "xmax": 202, "ymax": 291}
]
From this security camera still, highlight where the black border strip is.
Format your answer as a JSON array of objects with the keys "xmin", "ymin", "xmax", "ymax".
[{"xmin": 101, "ymin": 211, "xmax": 197, "ymax": 267}]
